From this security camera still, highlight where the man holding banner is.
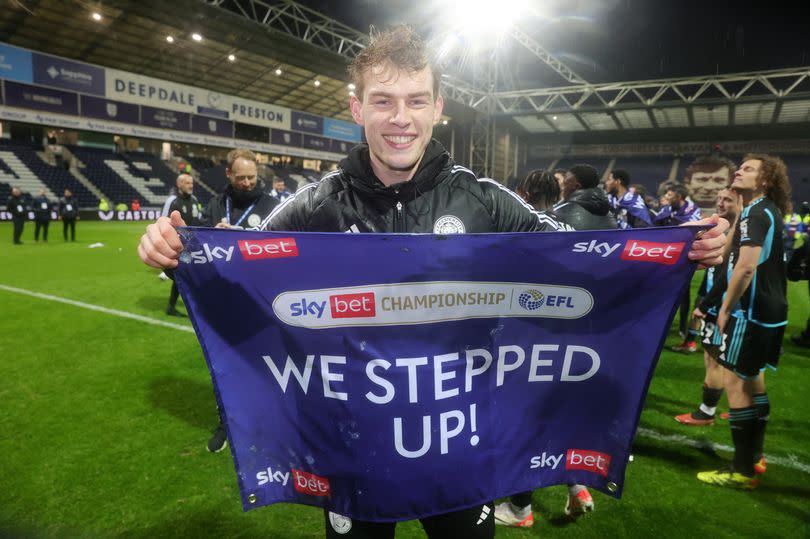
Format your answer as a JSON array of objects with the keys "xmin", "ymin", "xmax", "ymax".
[{"xmin": 139, "ymin": 25, "xmax": 729, "ymax": 539}]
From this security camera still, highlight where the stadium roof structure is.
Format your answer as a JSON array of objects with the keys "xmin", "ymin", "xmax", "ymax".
[{"xmin": 2, "ymin": 0, "xmax": 809, "ymax": 136}]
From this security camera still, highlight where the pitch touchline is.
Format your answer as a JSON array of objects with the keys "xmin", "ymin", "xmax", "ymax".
[
  {"xmin": 0, "ymin": 283, "xmax": 195, "ymax": 334},
  {"xmin": 636, "ymin": 427, "xmax": 810, "ymax": 475},
  {"xmin": 2, "ymin": 283, "xmax": 807, "ymax": 475}
]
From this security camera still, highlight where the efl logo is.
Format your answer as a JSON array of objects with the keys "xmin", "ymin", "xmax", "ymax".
[
  {"xmin": 238, "ymin": 238, "xmax": 298, "ymax": 260},
  {"xmin": 330, "ymin": 292, "xmax": 376, "ymax": 319},
  {"xmin": 565, "ymin": 449, "xmax": 611, "ymax": 477},
  {"xmin": 620, "ymin": 240, "xmax": 684, "ymax": 265},
  {"xmin": 291, "ymin": 469, "xmax": 331, "ymax": 497}
]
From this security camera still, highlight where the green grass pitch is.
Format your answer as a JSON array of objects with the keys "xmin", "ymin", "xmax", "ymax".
[{"xmin": 1, "ymin": 221, "xmax": 808, "ymax": 538}]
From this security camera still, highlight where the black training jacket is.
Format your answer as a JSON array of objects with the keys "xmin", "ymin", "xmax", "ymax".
[
  {"xmin": 553, "ymin": 188, "xmax": 618, "ymax": 231},
  {"xmin": 201, "ymin": 182, "xmax": 278, "ymax": 229},
  {"xmin": 32, "ymin": 195, "xmax": 52, "ymax": 221},
  {"xmin": 266, "ymin": 140, "xmax": 569, "ymax": 234},
  {"xmin": 7, "ymin": 195, "xmax": 27, "ymax": 220}
]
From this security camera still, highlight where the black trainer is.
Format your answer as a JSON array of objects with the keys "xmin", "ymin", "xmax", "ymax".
[
  {"xmin": 166, "ymin": 307, "xmax": 185, "ymax": 317},
  {"xmin": 207, "ymin": 424, "xmax": 228, "ymax": 453}
]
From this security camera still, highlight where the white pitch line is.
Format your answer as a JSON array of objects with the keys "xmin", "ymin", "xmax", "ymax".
[
  {"xmin": 0, "ymin": 283, "xmax": 195, "ymax": 333},
  {"xmin": 636, "ymin": 427, "xmax": 810, "ymax": 475}
]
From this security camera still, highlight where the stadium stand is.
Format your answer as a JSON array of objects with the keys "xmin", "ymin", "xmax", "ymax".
[
  {"xmin": 69, "ymin": 146, "xmax": 172, "ymax": 207},
  {"xmin": 0, "ymin": 141, "xmax": 97, "ymax": 207}
]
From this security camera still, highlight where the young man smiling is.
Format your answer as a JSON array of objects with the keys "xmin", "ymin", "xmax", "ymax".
[{"xmin": 139, "ymin": 25, "xmax": 729, "ymax": 539}]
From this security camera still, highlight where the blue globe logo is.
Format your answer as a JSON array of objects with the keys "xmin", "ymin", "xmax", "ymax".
[{"xmin": 518, "ymin": 289, "xmax": 545, "ymax": 311}]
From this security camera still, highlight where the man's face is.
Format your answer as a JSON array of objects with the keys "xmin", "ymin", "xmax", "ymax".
[
  {"xmin": 561, "ymin": 172, "xmax": 580, "ymax": 201},
  {"xmin": 350, "ymin": 63, "xmax": 443, "ymax": 184},
  {"xmin": 64, "ymin": 189, "xmax": 71, "ymax": 198},
  {"xmin": 177, "ymin": 175, "xmax": 194, "ymax": 195},
  {"xmin": 12, "ymin": 188, "xmax": 21, "ymax": 197},
  {"xmin": 732, "ymin": 159, "xmax": 763, "ymax": 193},
  {"xmin": 604, "ymin": 174, "xmax": 619, "ymax": 195},
  {"xmin": 227, "ymin": 158, "xmax": 258, "ymax": 192},
  {"xmin": 665, "ymin": 190, "xmax": 683, "ymax": 209},
  {"xmin": 687, "ymin": 166, "xmax": 730, "ymax": 206},
  {"xmin": 273, "ymin": 178, "xmax": 286, "ymax": 192},
  {"xmin": 38, "ymin": 189, "xmax": 46, "ymax": 197},
  {"xmin": 715, "ymin": 189, "xmax": 738, "ymax": 219}
]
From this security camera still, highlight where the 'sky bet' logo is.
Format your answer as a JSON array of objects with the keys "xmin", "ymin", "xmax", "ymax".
[
  {"xmin": 291, "ymin": 469, "xmax": 331, "ymax": 497},
  {"xmin": 190, "ymin": 244, "xmax": 234, "ymax": 264},
  {"xmin": 620, "ymin": 240, "xmax": 684, "ymax": 265},
  {"xmin": 238, "ymin": 238, "xmax": 298, "ymax": 260},
  {"xmin": 565, "ymin": 449, "xmax": 611, "ymax": 477}
]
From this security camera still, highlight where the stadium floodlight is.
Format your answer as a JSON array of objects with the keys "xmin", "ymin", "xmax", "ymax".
[
  {"xmin": 442, "ymin": 120, "xmax": 448, "ymax": 125},
  {"xmin": 348, "ymin": 83, "xmax": 356, "ymax": 90},
  {"xmin": 91, "ymin": 12, "xmax": 102, "ymax": 21},
  {"xmin": 436, "ymin": 0, "xmax": 534, "ymax": 36},
  {"xmin": 349, "ymin": 90, "xmax": 355, "ymax": 97},
  {"xmin": 228, "ymin": 54, "xmax": 236, "ymax": 62},
  {"xmin": 166, "ymin": 36, "xmax": 174, "ymax": 43},
  {"xmin": 275, "ymin": 68, "xmax": 282, "ymax": 76},
  {"xmin": 314, "ymin": 80, "xmax": 321, "ymax": 87},
  {"xmin": 192, "ymin": 33, "xmax": 203, "ymax": 42}
]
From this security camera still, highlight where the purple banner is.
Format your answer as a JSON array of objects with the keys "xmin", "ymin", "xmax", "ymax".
[
  {"xmin": 32, "ymin": 53, "xmax": 105, "ymax": 96},
  {"xmin": 292, "ymin": 111, "xmax": 323, "ymax": 134},
  {"xmin": 191, "ymin": 115, "xmax": 233, "ymax": 138},
  {"xmin": 80, "ymin": 95, "xmax": 139, "ymax": 124},
  {"xmin": 4, "ymin": 81, "xmax": 78, "ymax": 115},
  {"xmin": 141, "ymin": 105, "xmax": 190, "ymax": 131},
  {"xmin": 174, "ymin": 226, "xmax": 704, "ymax": 521},
  {"xmin": 303, "ymin": 134, "xmax": 330, "ymax": 151},
  {"xmin": 271, "ymin": 129, "xmax": 302, "ymax": 147}
]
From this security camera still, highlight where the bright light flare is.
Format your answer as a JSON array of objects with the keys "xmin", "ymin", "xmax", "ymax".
[
  {"xmin": 439, "ymin": 0, "xmax": 533, "ymax": 35},
  {"xmin": 91, "ymin": 12, "xmax": 102, "ymax": 21},
  {"xmin": 191, "ymin": 33, "xmax": 203, "ymax": 42}
]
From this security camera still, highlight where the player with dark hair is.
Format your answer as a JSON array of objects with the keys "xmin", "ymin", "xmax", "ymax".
[
  {"xmin": 553, "ymin": 165, "xmax": 617, "ymax": 230},
  {"xmin": 516, "ymin": 169, "xmax": 560, "ymax": 212},
  {"xmin": 698, "ymin": 154, "xmax": 791, "ymax": 489},
  {"xmin": 605, "ymin": 168, "xmax": 653, "ymax": 229},
  {"xmin": 139, "ymin": 25, "xmax": 729, "ymax": 539}
]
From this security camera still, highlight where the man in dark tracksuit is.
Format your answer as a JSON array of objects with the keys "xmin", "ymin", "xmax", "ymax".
[
  {"xmin": 139, "ymin": 26, "xmax": 728, "ymax": 539},
  {"xmin": 7, "ymin": 187, "xmax": 26, "ymax": 245},
  {"xmin": 33, "ymin": 189, "xmax": 53, "ymax": 242},
  {"xmin": 165, "ymin": 174, "xmax": 202, "ymax": 316},
  {"xmin": 59, "ymin": 189, "xmax": 78, "ymax": 242}
]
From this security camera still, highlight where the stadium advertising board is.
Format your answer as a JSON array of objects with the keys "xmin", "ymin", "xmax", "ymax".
[
  {"xmin": 80, "ymin": 95, "xmax": 139, "ymax": 124},
  {"xmin": 0, "ymin": 42, "xmax": 33, "ymax": 83},
  {"xmin": 291, "ymin": 111, "xmax": 323, "ymax": 134},
  {"xmin": 175, "ymin": 226, "xmax": 705, "ymax": 521},
  {"xmin": 4, "ymin": 81, "xmax": 79, "ymax": 115},
  {"xmin": 270, "ymin": 129, "xmax": 303, "ymax": 147},
  {"xmin": 191, "ymin": 115, "xmax": 234, "ymax": 138},
  {"xmin": 141, "ymin": 105, "xmax": 191, "ymax": 131},
  {"xmin": 32, "ymin": 52, "xmax": 105, "ymax": 96},
  {"xmin": 324, "ymin": 117, "xmax": 363, "ymax": 143}
]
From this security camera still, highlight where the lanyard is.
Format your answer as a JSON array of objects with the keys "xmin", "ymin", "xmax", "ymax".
[{"xmin": 226, "ymin": 197, "xmax": 256, "ymax": 227}]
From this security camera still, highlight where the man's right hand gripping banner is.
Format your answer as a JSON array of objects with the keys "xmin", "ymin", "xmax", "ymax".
[{"xmin": 174, "ymin": 226, "xmax": 707, "ymax": 522}]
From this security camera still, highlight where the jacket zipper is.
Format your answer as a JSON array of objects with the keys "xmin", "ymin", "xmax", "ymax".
[{"xmin": 394, "ymin": 200, "xmax": 404, "ymax": 232}]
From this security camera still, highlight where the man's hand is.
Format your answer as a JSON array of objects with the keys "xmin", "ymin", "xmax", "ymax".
[
  {"xmin": 685, "ymin": 214, "xmax": 729, "ymax": 269},
  {"xmin": 692, "ymin": 307, "xmax": 706, "ymax": 320},
  {"xmin": 138, "ymin": 211, "xmax": 186, "ymax": 269},
  {"xmin": 717, "ymin": 309, "xmax": 729, "ymax": 334}
]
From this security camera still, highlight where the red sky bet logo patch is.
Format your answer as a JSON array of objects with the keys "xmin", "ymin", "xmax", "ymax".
[
  {"xmin": 291, "ymin": 469, "xmax": 331, "ymax": 497},
  {"xmin": 620, "ymin": 240, "xmax": 684, "ymax": 265},
  {"xmin": 330, "ymin": 292, "xmax": 376, "ymax": 318},
  {"xmin": 565, "ymin": 449, "xmax": 611, "ymax": 477},
  {"xmin": 238, "ymin": 238, "xmax": 298, "ymax": 260}
]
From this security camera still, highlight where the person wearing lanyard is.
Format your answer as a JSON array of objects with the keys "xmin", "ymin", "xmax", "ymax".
[
  {"xmin": 7, "ymin": 187, "xmax": 27, "ymax": 245},
  {"xmin": 166, "ymin": 148, "xmax": 278, "ymax": 452},
  {"xmin": 199, "ymin": 148, "xmax": 278, "ymax": 231}
]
